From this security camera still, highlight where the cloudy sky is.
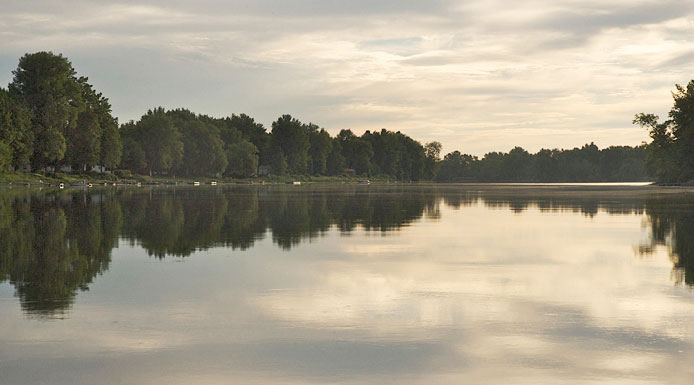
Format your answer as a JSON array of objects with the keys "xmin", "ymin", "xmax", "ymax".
[{"xmin": 1, "ymin": 0, "xmax": 693, "ymax": 155}]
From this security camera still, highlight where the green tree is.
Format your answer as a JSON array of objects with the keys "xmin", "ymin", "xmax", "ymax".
[
  {"xmin": 669, "ymin": 81, "xmax": 694, "ymax": 181},
  {"xmin": 9, "ymin": 52, "xmax": 84, "ymax": 170},
  {"xmin": 307, "ymin": 124, "xmax": 332, "ymax": 175},
  {"xmin": 326, "ymin": 138, "xmax": 345, "ymax": 175},
  {"xmin": 436, "ymin": 151, "xmax": 477, "ymax": 182},
  {"xmin": 226, "ymin": 140, "xmax": 259, "ymax": 178},
  {"xmin": 227, "ymin": 114, "xmax": 269, "ymax": 164},
  {"xmin": 503, "ymin": 147, "xmax": 533, "ymax": 181},
  {"xmin": 94, "ymin": 87, "xmax": 122, "ymax": 171},
  {"xmin": 270, "ymin": 115, "xmax": 310, "ymax": 174},
  {"xmin": 168, "ymin": 110, "xmax": 227, "ymax": 176},
  {"xmin": 131, "ymin": 108, "xmax": 183, "ymax": 175},
  {"xmin": 0, "ymin": 88, "xmax": 33, "ymax": 170},
  {"xmin": 338, "ymin": 129, "xmax": 373, "ymax": 175},
  {"xmin": 423, "ymin": 141, "xmax": 442, "ymax": 180},
  {"xmin": 633, "ymin": 113, "xmax": 678, "ymax": 182},
  {"xmin": 65, "ymin": 80, "xmax": 103, "ymax": 171},
  {"xmin": 119, "ymin": 122, "xmax": 146, "ymax": 174},
  {"xmin": 270, "ymin": 148, "xmax": 288, "ymax": 175},
  {"xmin": 633, "ymin": 81, "xmax": 694, "ymax": 183},
  {"xmin": 100, "ymin": 120, "xmax": 122, "ymax": 170}
]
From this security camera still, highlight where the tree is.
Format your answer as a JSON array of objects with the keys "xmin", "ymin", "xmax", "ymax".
[
  {"xmin": 436, "ymin": 151, "xmax": 477, "ymax": 182},
  {"xmin": 100, "ymin": 120, "xmax": 122, "ymax": 171},
  {"xmin": 503, "ymin": 147, "xmax": 533, "ymax": 181},
  {"xmin": 94, "ymin": 86, "xmax": 121, "ymax": 171},
  {"xmin": 167, "ymin": 110, "xmax": 227, "ymax": 176},
  {"xmin": 65, "ymin": 79, "xmax": 103, "ymax": 171},
  {"xmin": 129, "ymin": 108, "xmax": 183, "ymax": 175},
  {"xmin": 633, "ymin": 113, "xmax": 678, "ymax": 182},
  {"xmin": 9, "ymin": 52, "xmax": 84, "ymax": 170},
  {"xmin": 338, "ymin": 129, "xmax": 373, "ymax": 175},
  {"xmin": 0, "ymin": 88, "xmax": 33, "ymax": 170},
  {"xmin": 633, "ymin": 80, "xmax": 694, "ymax": 183},
  {"xmin": 270, "ymin": 148, "xmax": 288, "ymax": 175},
  {"xmin": 270, "ymin": 115, "xmax": 310, "ymax": 174},
  {"xmin": 119, "ymin": 121, "xmax": 146, "ymax": 174},
  {"xmin": 669, "ymin": 81, "xmax": 694, "ymax": 181},
  {"xmin": 307, "ymin": 124, "xmax": 332, "ymax": 175},
  {"xmin": 181, "ymin": 120, "xmax": 227, "ymax": 176},
  {"xmin": 326, "ymin": 138, "xmax": 345, "ymax": 175},
  {"xmin": 425, "ymin": 142, "xmax": 441, "ymax": 158},
  {"xmin": 227, "ymin": 114, "xmax": 269, "ymax": 164},
  {"xmin": 226, "ymin": 140, "xmax": 259, "ymax": 178}
]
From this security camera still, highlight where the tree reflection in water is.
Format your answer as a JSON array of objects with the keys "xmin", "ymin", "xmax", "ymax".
[
  {"xmin": 0, "ymin": 190, "xmax": 120, "ymax": 317},
  {"xmin": 638, "ymin": 198, "xmax": 694, "ymax": 285},
  {"xmin": 1, "ymin": 185, "xmax": 692, "ymax": 317}
]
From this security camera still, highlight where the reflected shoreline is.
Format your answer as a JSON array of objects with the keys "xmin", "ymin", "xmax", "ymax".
[{"xmin": 1, "ymin": 184, "xmax": 693, "ymax": 317}]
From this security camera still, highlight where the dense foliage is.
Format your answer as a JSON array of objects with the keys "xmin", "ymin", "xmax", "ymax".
[
  {"xmin": 634, "ymin": 80, "xmax": 694, "ymax": 183},
  {"xmin": 435, "ymin": 144, "xmax": 647, "ymax": 182},
  {"xmin": 5, "ymin": 52, "xmax": 122, "ymax": 172},
  {"xmin": 0, "ymin": 51, "xmax": 661, "ymax": 182}
]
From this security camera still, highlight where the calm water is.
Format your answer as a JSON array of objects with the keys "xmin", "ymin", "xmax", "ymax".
[{"xmin": 1, "ymin": 184, "xmax": 693, "ymax": 384}]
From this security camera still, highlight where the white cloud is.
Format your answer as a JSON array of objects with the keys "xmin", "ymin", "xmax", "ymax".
[{"xmin": 1, "ymin": 0, "xmax": 693, "ymax": 154}]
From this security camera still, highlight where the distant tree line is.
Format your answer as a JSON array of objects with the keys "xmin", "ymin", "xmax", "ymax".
[
  {"xmin": 435, "ymin": 144, "xmax": 647, "ymax": 182},
  {"xmin": 0, "ymin": 51, "xmax": 670, "ymax": 182}
]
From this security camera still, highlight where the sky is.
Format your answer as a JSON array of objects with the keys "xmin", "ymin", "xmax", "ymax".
[{"xmin": 1, "ymin": 0, "xmax": 693, "ymax": 156}]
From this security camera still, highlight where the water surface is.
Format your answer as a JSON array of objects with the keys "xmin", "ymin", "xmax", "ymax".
[{"xmin": 1, "ymin": 184, "xmax": 693, "ymax": 384}]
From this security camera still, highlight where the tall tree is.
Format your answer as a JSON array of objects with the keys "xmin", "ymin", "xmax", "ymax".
[
  {"xmin": 424, "ymin": 141, "xmax": 442, "ymax": 179},
  {"xmin": 130, "ymin": 108, "xmax": 183, "ymax": 175},
  {"xmin": 326, "ymin": 138, "xmax": 345, "ymax": 175},
  {"xmin": 307, "ymin": 124, "xmax": 332, "ymax": 175},
  {"xmin": 227, "ymin": 114, "xmax": 269, "ymax": 164},
  {"xmin": 669, "ymin": 81, "xmax": 694, "ymax": 181},
  {"xmin": 225, "ymin": 140, "xmax": 259, "ymax": 178},
  {"xmin": 94, "ymin": 86, "xmax": 121, "ymax": 171},
  {"xmin": 633, "ymin": 113, "xmax": 677, "ymax": 182},
  {"xmin": 270, "ymin": 115, "xmax": 309, "ymax": 174},
  {"xmin": 119, "ymin": 121, "xmax": 147, "ymax": 174},
  {"xmin": 167, "ymin": 110, "xmax": 227, "ymax": 176},
  {"xmin": 9, "ymin": 52, "xmax": 84, "ymax": 170},
  {"xmin": 0, "ymin": 88, "xmax": 33, "ymax": 170},
  {"xmin": 338, "ymin": 129, "xmax": 373, "ymax": 175},
  {"xmin": 436, "ymin": 151, "xmax": 477, "ymax": 182},
  {"xmin": 65, "ymin": 79, "xmax": 102, "ymax": 171}
]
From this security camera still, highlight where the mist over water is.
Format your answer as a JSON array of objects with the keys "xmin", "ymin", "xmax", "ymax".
[{"xmin": 1, "ymin": 185, "xmax": 693, "ymax": 384}]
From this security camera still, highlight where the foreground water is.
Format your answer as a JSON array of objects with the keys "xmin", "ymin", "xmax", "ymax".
[{"xmin": 1, "ymin": 184, "xmax": 693, "ymax": 384}]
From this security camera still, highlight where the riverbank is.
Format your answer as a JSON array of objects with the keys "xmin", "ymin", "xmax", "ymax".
[{"xmin": 0, "ymin": 171, "xmax": 396, "ymax": 187}]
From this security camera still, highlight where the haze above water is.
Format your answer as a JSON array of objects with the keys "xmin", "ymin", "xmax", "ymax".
[{"xmin": 1, "ymin": 185, "xmax": 693, "ymax": 384}]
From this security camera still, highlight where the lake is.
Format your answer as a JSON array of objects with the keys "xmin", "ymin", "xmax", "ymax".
[{"xmin": 1, "ymin": 184, "xmax": 693, "ymax": 384}]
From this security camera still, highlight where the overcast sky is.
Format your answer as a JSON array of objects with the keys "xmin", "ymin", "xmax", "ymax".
[{"xmin": 1, "ymin": 0, "xmax": 693, "ymax": 155}]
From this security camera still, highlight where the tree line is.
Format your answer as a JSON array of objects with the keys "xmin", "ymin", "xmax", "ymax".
[
  {"xmin": 435, "ymin": 144, "xmax": 646, "ymax": 182},
  {"xmin": 2, "ymin": 51, "xmax": 683, "ymax": 182}
]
